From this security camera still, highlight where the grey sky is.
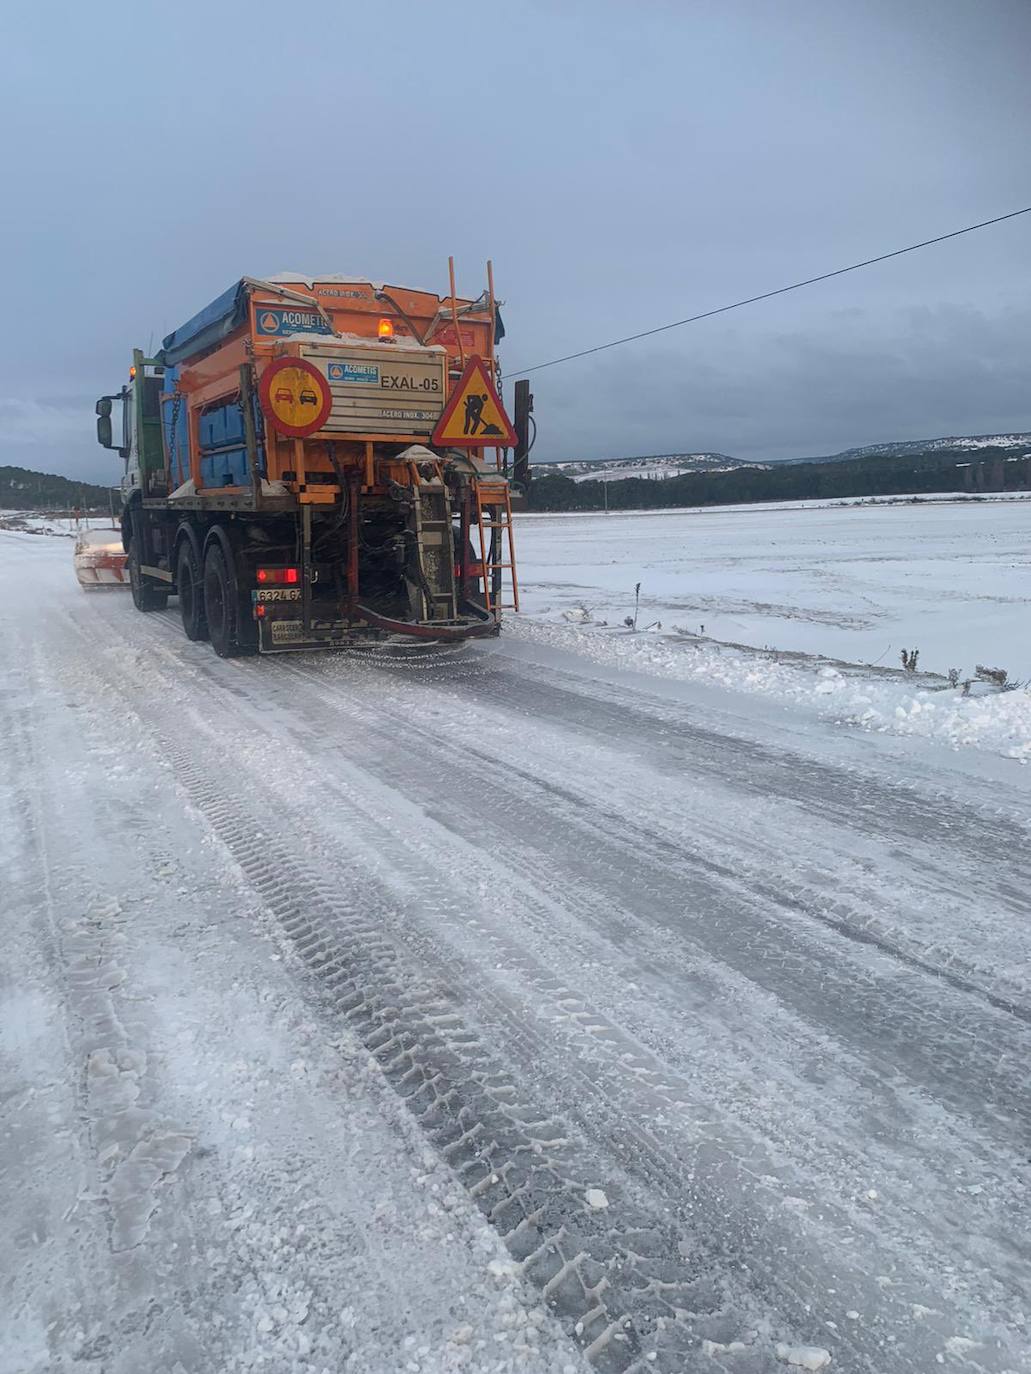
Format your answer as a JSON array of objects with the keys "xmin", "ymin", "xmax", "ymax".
[{"xmin": 1, "ymin": 0, "xmax": 1028, "ymax": 482}]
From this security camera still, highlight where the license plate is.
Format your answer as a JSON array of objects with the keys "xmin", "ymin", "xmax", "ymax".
[
  {"xmin": 270, "ymin": 619, "xmax": 304, "ymax": 641},
  {"xmin": 255, "ymin": 588, "xmax": 302, "ymax": 603}
]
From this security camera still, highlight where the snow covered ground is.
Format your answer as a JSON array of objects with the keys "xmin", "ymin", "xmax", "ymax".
[
  {"xmin": 513, "ymin": 497, "xmax": 1031, "ymax": 761},
  {"xmin": 0, "ymin": 511, "xmax": 118, "ymax": 537},
  {"xmin": 3, "ymin": 530, "xmax": 1031, "ymax": 1373}
]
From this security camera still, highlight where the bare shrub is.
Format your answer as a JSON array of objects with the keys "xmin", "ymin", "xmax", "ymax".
[
  {"xmin": 625, "ymin": 581, "xmax": 642, "ymax": 631},
  {"xmin": 975, "ymin": 665, "xmax": 1008, "ymax": 688}
]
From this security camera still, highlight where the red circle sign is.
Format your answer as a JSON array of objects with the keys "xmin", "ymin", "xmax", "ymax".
[{"xmin": 259, "ymin": 357, "xmax": 333, "ymax": 438}]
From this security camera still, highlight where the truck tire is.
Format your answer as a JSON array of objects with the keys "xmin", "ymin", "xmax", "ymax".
[
  {"xmin": 177, "ymin": 540, "xmax": 208, "ymax": 641},
  {"xmin": 127, "ymin": 535, "xmax": 169, "ymax": 612},
  {"xmin": 204, "ymin": 541, "xmax": 250, "ymax": 658}
]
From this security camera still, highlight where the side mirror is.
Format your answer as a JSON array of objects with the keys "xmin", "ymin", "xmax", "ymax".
[{"xmin": 96, "ymin": 398, "xmax": 114, "ymax": 448}]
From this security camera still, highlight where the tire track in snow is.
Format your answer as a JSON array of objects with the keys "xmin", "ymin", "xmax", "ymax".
[
  {"xmin": 272, "ymin": 650, "xmax": 1031, "ymax": 1140},
  {"xmin": 265, "ymin": 651, "xmax": 1031, "ymax": 1309},
  {"xmin": 50, "ymin": 621, "xmax": 759, "ymax": 1373},
  {"xmin": 51, "ymin": 593, "xmax": 1031, "ymax": 1373}
]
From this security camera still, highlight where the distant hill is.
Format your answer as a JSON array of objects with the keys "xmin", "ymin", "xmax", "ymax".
[
  {"xmin": 526, "ymin": 442, "xmax": 1031, "ymax": 513},
  {"xmin": 1, "ymin": 466, "xmax": 116, "ymax": 511},
  {"xmin": 535, "ymin": 452, "xmax": 763, "ymax": 483},
  {"xmin": 779, "ymin": 432, "xmax": 1031, "ymax": 465},
  {"xmin": 537, "ymin": 433, "xmax": 1031, "ymax": 479}
]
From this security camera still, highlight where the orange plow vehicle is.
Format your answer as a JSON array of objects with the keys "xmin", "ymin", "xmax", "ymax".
[
  {"xmin": 94, "ymin": 266, "xmax": 532, "ymax": 655},
  {"xmin": 73, "ymin": 528, "xmax": 129, "ymax": 589}
]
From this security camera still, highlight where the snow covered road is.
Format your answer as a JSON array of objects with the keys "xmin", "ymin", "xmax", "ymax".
[{"xmin": 3, "ymin": 533, "xmax": 1030, "ymax": 1373}]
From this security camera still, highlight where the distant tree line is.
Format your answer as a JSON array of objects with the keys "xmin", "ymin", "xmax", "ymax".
[
  {"xmin": 0, "ymin": 466, "xmax": 115, "ymax": 512},
  {"xmin": 525, "ymin": 447, "xmax": 1031, "ymax": 512}
]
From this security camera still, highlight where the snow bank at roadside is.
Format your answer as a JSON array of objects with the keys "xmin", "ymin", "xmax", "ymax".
[{"xmin": 509, "ymin": 617, "xmax": 1031, "ymax": 762}]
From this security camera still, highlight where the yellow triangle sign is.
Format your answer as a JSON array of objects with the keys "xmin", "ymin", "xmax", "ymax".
[{"xmin": 432, "ymin": 356, "xmax": 518, "ymax": 448}]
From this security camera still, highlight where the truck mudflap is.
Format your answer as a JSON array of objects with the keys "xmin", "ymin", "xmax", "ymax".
[{"xmin": 257, "ymin": 605, "xmax": 498, "ymax": 653}]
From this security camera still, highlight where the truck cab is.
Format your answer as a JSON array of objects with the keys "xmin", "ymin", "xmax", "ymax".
[{"xmin": 96, "ymin": 368, "xmax": 166, "ymax": 504}]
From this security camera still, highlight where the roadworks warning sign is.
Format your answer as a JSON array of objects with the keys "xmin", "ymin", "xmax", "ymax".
[{"xmin": 431, "ymin": 357, "xmax": 517, "ymax": 448}]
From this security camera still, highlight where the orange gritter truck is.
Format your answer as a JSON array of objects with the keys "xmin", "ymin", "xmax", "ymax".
[{"xmin": 94, "ymin": 268, "xmax": 529, "ymax": 655}]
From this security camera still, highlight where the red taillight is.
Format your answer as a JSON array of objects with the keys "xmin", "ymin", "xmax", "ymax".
[{"xmin": 256, "ymin": 566, "xmax": 300, "ymax": 585}]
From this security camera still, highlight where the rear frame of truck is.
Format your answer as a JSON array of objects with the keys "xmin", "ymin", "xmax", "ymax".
[{"xmin": 96, "ymin": 271, "xmax": 528, "ymax": 656}]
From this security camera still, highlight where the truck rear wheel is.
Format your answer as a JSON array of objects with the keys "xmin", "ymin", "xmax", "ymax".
[
  {"xmin": 128, "ymin": 535, "xmax": 169, "ymax": 612},
  {"xmin": 204, "ymin": 542, "xmax": 249, "ymax": 658},
  {"xmin": 177, "ymin": 541, "xmax": 208, "ymax": 641}
]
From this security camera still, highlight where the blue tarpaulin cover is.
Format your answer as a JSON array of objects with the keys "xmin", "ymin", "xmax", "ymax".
[{"xmin": 159, "ymin": 281, "xmax": 249, "ymax": 366}]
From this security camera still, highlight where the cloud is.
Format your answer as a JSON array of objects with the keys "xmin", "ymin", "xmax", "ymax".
[
  {"xmin": 0, "ymin": 397, "xmax": 117, "ymax": 483},
  {"xmin": 0, "ymin": 396, "xmax": 92, "ymax": 445},
  {"xmin": 533, "ymin": 302, "xmax": 1031, "ymax": 461}
]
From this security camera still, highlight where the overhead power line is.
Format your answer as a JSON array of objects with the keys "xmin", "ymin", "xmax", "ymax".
[{"xmin": 507, "ymin": 205, "xmax": 1031, "ymax": 379}]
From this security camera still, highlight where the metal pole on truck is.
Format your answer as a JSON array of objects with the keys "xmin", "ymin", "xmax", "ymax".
[
  {"xmin": 486, "ymin": 258, "xmax": 496, "ymax": 363},
  {"xmin": 487, "ymin": 259, "xmax": 500, "ymax": 471},
  {"xmin": 448, "ymin": 257, "xmax": 466, "ymax": 369}
]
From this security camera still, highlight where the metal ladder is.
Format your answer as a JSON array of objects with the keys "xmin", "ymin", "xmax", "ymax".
[{"xmin": 473, "ymin": 479, "xmax": 519, "ymax": 612}]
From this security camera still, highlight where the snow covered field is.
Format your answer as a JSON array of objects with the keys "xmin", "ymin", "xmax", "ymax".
[
  {"xmin": 513, "ymin": 497, "xmax": 1031, "ymax": 761},
  {"xmin": 3, "ymin": 529, "xmax": 1031, "ymax": 1373},
  {"xmin": 0, "ymin": 511, "xmax": 118, "ymax": 537}
]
